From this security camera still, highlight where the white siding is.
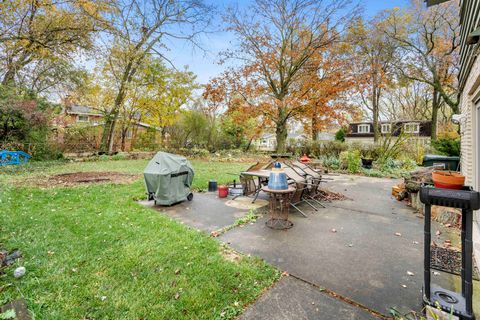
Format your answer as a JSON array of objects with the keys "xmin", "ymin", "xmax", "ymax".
[
  {"xmin": 459, "ymin": 52, "xmax": 480, "ymax": 268},
  {"xmin": 460, "ymin": 55, "xmax": 480, "ymax": 187}
]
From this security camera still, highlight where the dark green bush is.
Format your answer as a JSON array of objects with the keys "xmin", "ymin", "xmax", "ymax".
[
  {"xmin": 335, "ymin": 128, "xmax": 346, "ymax": 142},
  {"xmin": 432, "ymin": 138, "xmax": 460, "ymax": 156}
]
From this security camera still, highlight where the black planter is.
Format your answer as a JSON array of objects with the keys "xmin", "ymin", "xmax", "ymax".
[{"xmin": 361, "ymin": 158, "xmax": 373, "ymax": 169}]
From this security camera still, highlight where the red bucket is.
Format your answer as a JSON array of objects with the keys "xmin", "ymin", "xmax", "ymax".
[{"xmin": 218, "ymin": 185, "xmax": 229, "ymax": 198}]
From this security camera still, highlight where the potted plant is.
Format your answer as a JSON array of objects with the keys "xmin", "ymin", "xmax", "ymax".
[
  {"xmin": 432, "ymin": 171, "xmax": 465, "ymax": 190},
  {"xmin": 360, "ymin": 145, "xmax": 377, "ymax": 169}
]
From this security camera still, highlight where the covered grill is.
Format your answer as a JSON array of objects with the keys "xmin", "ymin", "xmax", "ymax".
[{"xmin": 144, "ymin": 152, "xmax": 194, "ymax": 206}]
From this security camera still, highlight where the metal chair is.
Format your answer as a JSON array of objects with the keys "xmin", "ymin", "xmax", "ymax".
[
  {"xmin": 282, "ymin": 166, "xmax": 324, "ymax": 216},
  {"xmin": 284, "ymin": 162, "xmax": 326, "ymax": 208}
]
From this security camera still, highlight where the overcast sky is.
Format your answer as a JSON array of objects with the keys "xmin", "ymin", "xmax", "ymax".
[{"xmin": 161, "ymin": 0, "xmax": 409, "ymax": 85}]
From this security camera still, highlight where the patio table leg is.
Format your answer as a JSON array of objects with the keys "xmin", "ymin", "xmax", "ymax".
[{"xmin": 251, "ymin": 177, "xmax": 264, "ymax": 203}]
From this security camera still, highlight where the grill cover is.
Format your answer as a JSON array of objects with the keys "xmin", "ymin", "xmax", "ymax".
[{"xmin": 144, "ymin": 152, "xmax": 194, "ymax": 205}]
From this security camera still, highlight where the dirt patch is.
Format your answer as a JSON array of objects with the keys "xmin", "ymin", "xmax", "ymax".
[
  {"xmin": 31, "ymin": 172, "xmax": 139, "ymax": 187},
  {"xmin": 221, "ymin": 246, "xmax": 242, "ymax": 264}
]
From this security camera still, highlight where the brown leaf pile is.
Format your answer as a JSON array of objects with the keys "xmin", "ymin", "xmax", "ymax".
[{"xmin": 317, "ymin": 189, "xmax": 349, "ymax": 201}]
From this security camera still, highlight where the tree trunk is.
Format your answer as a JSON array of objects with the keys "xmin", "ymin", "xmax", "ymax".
[
  {"xmin": 120, "ymin": 126, "xmax": 127, "ymax": 152},
  {"xmin": 372, "ymin": 88, "xmax": 380, "ymax": 142},
  {"xmin": 431, "ymin": 88, "xmax": 439, "ymax": 141},
  {"xmin": 2, "ymin": 68, "xmax": 16, "ymax": 86},
  {"xmin": 100, "ymin": 88, "xmax": 125, "ymax": 153},
  {"xmin": 275, "ymin": 121, "xmax": 288, "ymax": 153},
  {"xmin": 245, "ymin": 137, "xmax": 253, "ymax": 151},
  {"xmin": 312, "ymin": 114, "xmax": 318, "ymax": 141}
]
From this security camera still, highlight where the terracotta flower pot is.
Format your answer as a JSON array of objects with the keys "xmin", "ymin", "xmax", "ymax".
[{"xmin": 432, "ymin": 171, "xmax": 465, "ymax": 190}]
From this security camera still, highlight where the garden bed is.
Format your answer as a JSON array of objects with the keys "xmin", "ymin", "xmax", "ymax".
[{"xmin": 30, "ymin": 171, "xmax": 140, "ymax": 187}]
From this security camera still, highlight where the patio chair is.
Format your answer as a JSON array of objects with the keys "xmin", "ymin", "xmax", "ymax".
[
  {"xmin": 289, "ymin": 161, "xmax": 332, "ymax": 206},
  {"xmin": 282, "ymin": 166, "xmax": 324, "ymax": 216},
  {"xmin": 290, "ymin": 160, "xmax": 322, "ymax": 180},
  {"xmin": 284, "ymin": 163, "xmax": 327, "ymax": 208},
  {"xmin": 238, "ymin": 161, "xmax": 273, "ymax": 201}
]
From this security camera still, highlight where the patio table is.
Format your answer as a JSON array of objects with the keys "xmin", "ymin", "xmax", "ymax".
[
  {"xmin": 262, "ymin": 186, "xmax": 295, "ymax": 230},
  {"xmin": 239, "ymin": 170, "xmax": 271, "ymax": 203}
]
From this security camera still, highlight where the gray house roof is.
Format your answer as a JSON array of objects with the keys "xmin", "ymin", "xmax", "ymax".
[{"xmin": 66, "ymin": 105, "xmax": 102, "ymax": 115}]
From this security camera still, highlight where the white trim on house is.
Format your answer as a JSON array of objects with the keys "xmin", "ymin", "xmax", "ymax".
[
  {"xmin": 345, "ymin": 136, "xmax": 431, "ymax": 145},
  {"xmin": 358, "ymin": 124, "xmax": 370, "ymax": 133},
  {"xmin": 381, "ymin": 123, "xmax": 391, "ymax": 134},
  {"xmin": 403, "ymin": 122, "xmax": 420, "ymax": 134},
  {"xmin": 77, "ymin": 115, "xmax": 89, "ymax": 122}
]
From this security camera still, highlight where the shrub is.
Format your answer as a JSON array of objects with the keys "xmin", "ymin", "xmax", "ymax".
[
  {"xmin": 361, "ymin": 168, "xmax": 384, "ymax": 177},
  {"xmin": 400, "ymin": 141, "xmax": 426, "ymax": 165},
  {"xmin": 321, "ymin": 156, "xmax": 341, "ymax": 170},
  {"xmin": 340, "ymin": 150, "xmax": 361, "ymax": 173},
  {"xmin": 111, "ymin": 153, "xmax": 127, "ymax": 161},
  {"xmin": 321, "ymin": 141, "xmax": 348, "ymax": 158},
  {"xmin": 359, "ymin": 143, "xmax": 380, "ymax": 160},
  {"xmin": 335, "ymin": 128, "xmax": 346, "ymax": 142},
  {"xmin": 178, "ymin": 147, "xmax": 210, "ymax": 158},
  {"xmin": 133, "ymin": 129, "xmax": 158, "ymax": 151},
  {"xmin": 400, "ymin": 159, "xmax": 417, "ymax": 171},
  {"xmin": 0, "ymin": 84, "xmax": 58, "ymax": 159},
  {"xmin": 432, "ymin": 138, "xmax": 460, "ymax": 156},
  {"xmin": 376, "ymin": 130, "xmax": 409, "ymax": 165}
]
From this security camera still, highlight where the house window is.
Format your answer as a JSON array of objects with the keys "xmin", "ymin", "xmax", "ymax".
[
  {"xmin": 126, "ymin": 130, "xmax": 132, "ymax": 139},
  {"xmin": 381, "ymin": 123, "xmax": 391, "ymax": 134},
  {"xmin": 261, "ymin": 139, "xmax": 267, "ymax": 146},
  {"xmin": 357, "ymin": 124, "xmax": 370, "ymax": 133},
  {"xmin": 77, "ymin": 115, "xmax": 89, "ymax": 122},
  {"xmin": 404, "ymin": 123, "xmax": 420, "ymax": 134}
]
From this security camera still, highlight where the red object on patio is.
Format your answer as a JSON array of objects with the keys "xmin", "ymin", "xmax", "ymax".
[
  {"xmin": 300, "ymin": 154, "xmax": 311, "ymax": 163},
  {"xmin": 218, "ymin": 185, "xmax": 229, "ymax": 198},
  {"xmin": 432, "ymin": 171, "xmax": 465, "ymax": 190}
]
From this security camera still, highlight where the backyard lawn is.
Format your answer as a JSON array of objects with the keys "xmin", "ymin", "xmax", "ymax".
[{"xmin": 0, "ymin": 159, "xmax": 279, "ymax": 319}]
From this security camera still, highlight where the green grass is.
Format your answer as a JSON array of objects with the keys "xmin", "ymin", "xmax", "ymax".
[
  {"xmin": 0, "ymin": 159, "xmax": 248, "ymax": 190},
  {"xmin": 0, "ymin": 159, "xmax": 279, "ymax": 319}
]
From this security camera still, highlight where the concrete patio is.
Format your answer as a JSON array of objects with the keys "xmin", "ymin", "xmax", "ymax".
[{"xmin": 144, "ymin": 174, "xmax": 479, "ymax": 319}]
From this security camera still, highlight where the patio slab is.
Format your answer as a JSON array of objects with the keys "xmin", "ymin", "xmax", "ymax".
[
  {"xmin": 220, "ymin": 174, "xmax": 465, "ymax": 316},
  {"xmin": 239, "ymin": 276, "xmax": 376, "ymax": 320},
  {"xmin": 139, "ymin": 193, "xmax": 268, "ymax": 233}
]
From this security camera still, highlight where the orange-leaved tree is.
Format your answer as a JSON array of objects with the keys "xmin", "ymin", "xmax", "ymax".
[
  {"xmin": 295, "ymin": 41, "xmax": 362, "ymax": 140},
  {"xmin": 215, "ymin": 0, "xmax": 359, "ymax": 152}
]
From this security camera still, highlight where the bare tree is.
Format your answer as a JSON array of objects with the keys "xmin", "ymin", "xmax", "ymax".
[
  {"xmin": 348, "ymin": 16, "xmax": 398, "ymax": 142},
  {"xmin": 382, "ymin": 80, "xmax": 432, "ymax": 121},
  {"xmin": 382, "ymin": 0, "xmax": 460, "ymax": 139},
  {"xmin": 99, "ymin": 0, "xmax": 213, "ymax": 153}
]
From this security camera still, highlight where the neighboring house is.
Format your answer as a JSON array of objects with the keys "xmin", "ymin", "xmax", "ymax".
[
  {"xmin": 345, "ymin": 120, "xmax": 432, "ymax": 144},
  {"xmin": 316, "ymin": 132, "xmax": 335, "ymax": 142},
  {"xmin": 64, "ymin": 105, "xmax": 103, "ymax": 125},
  {"xmin": 255, "ymin": 133, "xmax": 277, "ymax": 151},
  {"xmin": 53, "ymin": 102, "xmax": 161, "ymax": 152},
  {"xmin": 254, "ymin": 132, "xmax": 307, "ymax": 151}
]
